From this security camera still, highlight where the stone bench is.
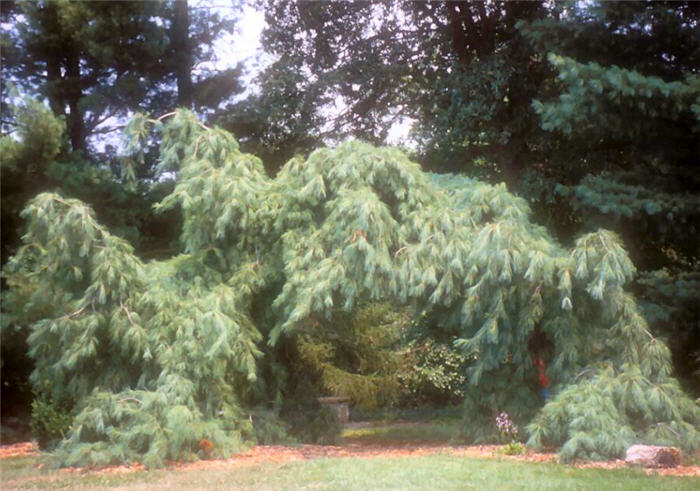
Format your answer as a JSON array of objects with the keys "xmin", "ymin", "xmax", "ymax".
[{"xmin": 318, "ymin": 396, "xmax": 350, "ymax": 423}]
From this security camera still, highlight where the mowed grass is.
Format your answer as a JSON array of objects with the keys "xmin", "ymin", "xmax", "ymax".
[
  {"xmin": 2, "ymin": 422, "xmax": 697, "ymax": 489},
  {"xmin": 341, "ymin": 421, "xmax": 461, "ymax": 445},
  {"xmin": 2, "ymin": 453, "xmax": 699, "ymax": 490}
]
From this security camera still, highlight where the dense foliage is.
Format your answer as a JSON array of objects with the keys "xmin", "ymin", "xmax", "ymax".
[
  {"xmin": 294, "ymin": 303, "xmax": 407, "ymax": 409},
  {"xmin": 2, "ymin": 0, "xmax": 699, "ymax": 470},
  {"xmin": 398, "ymin": 338, "xmax": 468, "ymax": 407},
  {"xmin": 1, "ymin": 0, "xmax": 240, "ymax": 152},
  {"xmin": 238, "ymin": 2, "xmax": 700, "ymax": 392},
  {"xmin": 5, "ymin": 111, "xmax": 698, "ymax": 466},
  {"xmin": 1, "ymin": 0, "xmax": 235, "ymax": 420}
]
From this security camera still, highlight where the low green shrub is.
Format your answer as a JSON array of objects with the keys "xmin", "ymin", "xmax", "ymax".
[
  {"xmin": 398, "ymin": 339, "xmax": 468, "ymax": 407},
  {"xmin": 30, "ymin": 398, "xmax": 72, "ymax": 450},
  {"xmin": 242, "ymin": 409, "xmax": 290, "ymax": 445},
  {"xmin": 279, "ymin": 378, "xmax": 343, "ymax": 445}
]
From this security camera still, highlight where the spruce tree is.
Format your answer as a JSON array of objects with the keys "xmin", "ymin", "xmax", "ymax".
[{"xmin": 6, "ymin": 110, "xmax": 698, "ymax": 467}]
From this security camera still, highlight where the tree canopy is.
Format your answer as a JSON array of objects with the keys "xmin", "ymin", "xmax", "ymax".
[
  {"xmin": 5, "ymin": 110, "xmax": 698, "ymax": 467},
  {"xmin": 2, "ymin": 0, "xmax": 699, "ymax": 470},
  {"xmin": 1, "ymin": 0, "xmax": 241, "ymax": 153},
  {"xmin": 225, "ymin": 6, "xmax": 700, "ymax": 379}
]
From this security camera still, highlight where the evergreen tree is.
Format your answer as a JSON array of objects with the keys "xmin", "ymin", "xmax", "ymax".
[
  {"xmin": 1, "ymin": 0, "xmax": 242, "ymax": 153},
  {"xmin": 0, "ymin": 97, "xmax": 65, "ymax": 424},
  {"xmin": 292, "ymin": 303, "xmax": 407, "ymax": 409},
  {"xmin": 0, "ymin": 1, "xmax": 243, "ymax": 434},
  {"xmin": 0, "ymin": 96, "xmax": 181, "ymax": 431},
  {"xmin": 521, "ymin": 2, "xmax": 700, "ymax": 269},
  {"xmin": 5, "ymin": 110, "xmax": 698, "ymax": 466},
  {"xmin": 519, "ymin": 2, "xmax": 700, "ymax": 391}
]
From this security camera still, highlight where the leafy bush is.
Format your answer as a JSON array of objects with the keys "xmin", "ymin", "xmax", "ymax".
[
  {"xmin": 398, "ymin": 339, "xmax": 468, "ymax": 407},
  {"xmin": 30, "ymin": 398, "xmax": 73, "ymax": 450}
]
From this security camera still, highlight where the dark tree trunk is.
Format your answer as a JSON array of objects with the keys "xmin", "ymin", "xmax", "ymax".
[
  {"xmin": 447, "ymin": 2, "xmax": 470, "ymax": 65},
  {"xmin": 65, "ymin": 49, "xmax": 85, "ymax": 153},
  {"xmin": 447, "ymin": 1, "xmax": 495, "ymax": 63},
  {"xmin": 493, "ymin": 142, "xmax": 526, "ymax": 190},
  {"xmin": 40, "ymin": 3, "xmax": 65, "ymax": 117},
  {"xmin": 45, "ymin": 55, "xmax": 64, "ymax": 117},
  {"xmin": 171, "ymin": 0, "xmax": 193, "ymax": 108}
]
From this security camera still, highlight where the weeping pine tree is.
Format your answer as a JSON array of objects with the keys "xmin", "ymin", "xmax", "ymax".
[{"xmin": 5, "ymin": 110, "xmax": 699, "ymax": 467}]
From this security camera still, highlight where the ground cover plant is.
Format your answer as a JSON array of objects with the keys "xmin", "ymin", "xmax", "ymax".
[{"xmin": 4, "ymin": 109, "xmax": 699, "ymax": 468}]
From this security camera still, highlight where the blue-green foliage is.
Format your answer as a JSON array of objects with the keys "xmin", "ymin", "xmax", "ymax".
[
  {"xmin": 556, "ymin": 174, "xmax": 700, "ymax": 225},
  {"xmin": 5, "ymin": 110, "xmax": 699, "ymax": 466},
  {"xmin": 533, "ymin": 55, "xmax": 700, "ymax": 247},
  {"xmin": 533, "ymin": 54, "xmax": 699, "ymax": 138},
  {"xmin": 530, "ymin": 54, "xmax": 699, "ymax": 260},
  {"xmin": 526, "ymin": 52, "xmax": 700, "ymax": 401}
]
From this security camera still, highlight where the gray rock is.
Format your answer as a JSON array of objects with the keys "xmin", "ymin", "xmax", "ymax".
[{"xmin": 625, "ymin": 444, "xmax": 681, "ymax": 468}]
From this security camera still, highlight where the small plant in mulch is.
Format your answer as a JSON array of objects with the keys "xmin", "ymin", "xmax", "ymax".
[
  {"xmin": 502, "ymin": 442, "xmax": 525, "ymax": 456},
  {"xmin": 496, "ymin": 411, "xmax": 524, "ymax": 456}
]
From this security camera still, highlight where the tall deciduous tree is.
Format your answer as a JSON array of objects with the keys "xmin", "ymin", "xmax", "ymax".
[
  {"xmin": 216, "ymin": 58, "xmax": 326, "ymax": 174},
  {"xmin": 244, "ymin": 1, "xmax": 547, "ymax": 178}
]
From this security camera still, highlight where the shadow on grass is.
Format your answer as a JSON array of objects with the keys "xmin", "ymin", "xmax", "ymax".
[{"xmin": 341, "ymin": 420, "xmax": 462, "ymax": 446}]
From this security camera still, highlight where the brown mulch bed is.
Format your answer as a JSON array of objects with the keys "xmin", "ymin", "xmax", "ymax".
[
  {"xmin": 0, "ymin": 442, "xmax": 37, "ymax": 459},
  {"xmin": 1, "ymin": 440, "xmax": 698, "ymax": 477}
]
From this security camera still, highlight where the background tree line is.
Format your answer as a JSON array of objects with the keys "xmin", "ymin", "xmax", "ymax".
[{"xmin": 2, "ymin": 0, "xmax": 698, "ymax": 443}]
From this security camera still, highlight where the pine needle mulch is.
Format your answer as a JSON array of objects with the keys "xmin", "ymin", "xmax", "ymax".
[
  {"xmin": 0, "ymin": 443, "xmax": 36, "ymax": 459},
  {"xmin": 2, "ymin": 441, "xmax": 698, "ymax": 477}
]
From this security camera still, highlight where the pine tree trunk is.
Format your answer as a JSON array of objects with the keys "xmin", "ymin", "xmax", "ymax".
[
  {"xmin": 41, "ymin": 4, "xmax": 65, "ymax": 117},
  {"xmin": 171, "ymin": 0, "xmax": 193, "ymax": 108},
  {"xmin": 447, "ymin": 2, "xmax": 470, "ymax": 65},
  {"xmin": 65, "ymin": 50, "xmax": 85, "ymax": 153},
  {"xmin": 45, "ymin": 55, "xmax": 64, "ymax": 117},
  {"xmin": 493, "ymin": 142, "xmax": 525, "ymax": 190}
]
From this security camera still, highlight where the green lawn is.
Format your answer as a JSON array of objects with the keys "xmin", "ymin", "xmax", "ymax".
[
  {"xmin": 2, "ymin": 453, "xmax": 698, "ymax": 490},
  {"xmin": 341, "ymin": 421, "xmax": 461, "ymax": 445},
  {"xmin": 2, "ymin": 422, "xmax": 697, "ymax": 489}
]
